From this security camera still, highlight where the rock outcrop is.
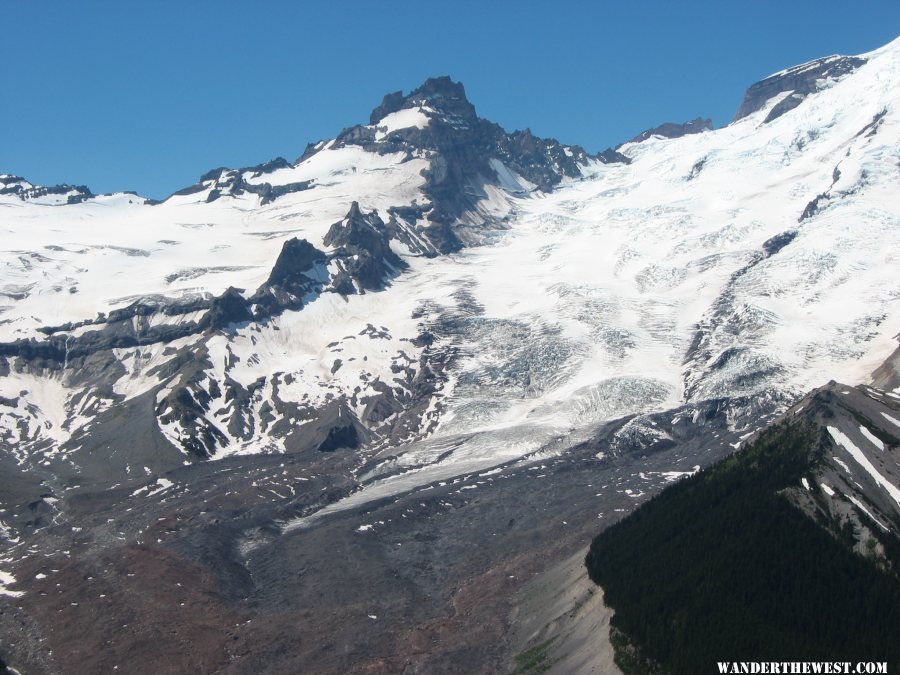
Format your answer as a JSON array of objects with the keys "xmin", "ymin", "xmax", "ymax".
[{"xmin": 733, "ymin": 55, "xmax": 867, "ymax": 123}]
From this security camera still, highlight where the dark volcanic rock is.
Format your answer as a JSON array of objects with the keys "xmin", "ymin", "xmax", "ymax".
[
  {"xmin": 856, "ymin": 108, "xmax": 887, "ymax": 139},
  {"xmin": 245, "ymin": 157, "xmax": 291, "ymax": 177},
  {"xmin": 255, "ymin": 180, "xmax": 314, "ymax": 205},
  {"xmin": 324, "ymin": 202, "xmax": 407, "ymax": 293},
  {"xmin": 597, "ymin": 147, "xmax": 632, "ymax": 165},
  {"xmin": 251, "ymin": 237, "xmax": 329, "ymax": 317},
  {"xmin": 199, "ymin": 166, "xmax": 230, "ymax": 183},
  {"xmin": 107, "ymin": 299, "xmax": 160, "ymax": 323},
  {"xmin": 628, "ymin": 117, "xmax": 713, "ymax": 144},
  {"xmin": 166, "ymin": 161, "xmax": 312, "ymax": 205},
  {"xmin": 330, "ymin": 76, "xmax": 614, "ymax": 252},
  {"xmin": 155, "ymin": 356, "xmax": 229, "ymax": 459},
  {"xmin": 799, "ymin": 192, "xmax": 829, "ymax": 222},
  {"xmin": 316, "ymin": 424, "xmax": 360, "ymax": 452},
  {"xmin": 733, "ymin": 55, "xmax": 867, "ymax": 123},
  {"xmin": 200, "ymin": 287, "xmax": 253, "ymax": 331},
  {"xmin": 266, "ymin": 238, "xmax": 327, "ymax": 290},
  {"xmin": 168, "ymin": 181, "xmax": 208, "ymax": 198},
  {"xmin": 0, "ymin": 174, "xmax": 27, "ymax": 195},
  {"xmin": 762, "ymin": 230, "xmax": 798, "ymax": 256},
  {"xmin": 0, "ymin": 320, "xmax": 200, "ymax": 367},
  {"xmin": 369, "ymin": 76, "xmax": 477, "ymax": 125},
  {"xmin": 0, "ymin": 175, "xmax": 94, "ymax": 203}
]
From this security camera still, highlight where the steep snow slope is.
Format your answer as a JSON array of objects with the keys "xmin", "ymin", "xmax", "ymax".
[{"xmin": 0, "ymin": 40, "xmax": 898, "ymax": 502}]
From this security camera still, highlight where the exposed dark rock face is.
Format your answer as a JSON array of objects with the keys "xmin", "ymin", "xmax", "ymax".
[
  {"xmin": 733, "ymin": 55, "xmax": 867, "ymax": 123},
  {"xmin": 385, "ymin": 204, "xmax": 441, "ymax": 256},
  {"xmin": 628, "ymin": 117, "xmax": 713, "ymax": 144},
  {"xmin": 316, "ymin": 424, "xmax": 359, "ymax": 452},
  {"xmin": 265, "ymin": 238, "xmax": 327, "ymax": 291},
  {"xmin": 255, "ymin": 180, "xmax": 314, "ymax": 205},
  {"xmin": 762, "ymin": 229, "xmax": 798, "ymax": 255},
  {"xmin": 155, "ymin": 351, "xmax": 229, "ymax": 459},
  {"xmin": 200, "ymin": 287, "xmax": 253, "ymax": 331},
  {"xmin": 199, "ymin": 166, "xmax": 231, "ymax": 183},
  {"xmin": 244, "ymin": 157, "xmax": 291, "ymax": 177},
  {"xmin": 166, "ymin": 161, "xmax": 312, "ymax": 205},
  {"xmin": 251, "ymin": 237, "xmax": 329, "ymax": 316},
  {"xmin": 797, "ymin": 149, "xmax": 859, "ymax": 224},
  {"xmin": 799, "ymin": 192, "xmax": 828, "ymax": 221},
  {"xmin": 0, "ymin": 174, "xmax": 93, "ymax": 203},
  {"xmin": 108, "ymin": 299, "xmax": 164, "ymax": 323},
  {"xmin": 326, "ymin": 76, "xmax": 623, "ymax": 252},
  {"xmin": 0, "ymin": 320, "xmax": 200, "ymax": 368},
  {"xmin": 596, "ymin": 147, "xmax": 632, "ymax": 165},
  {"xmin": 496, "ymin": 127, "xmax": 589, "ymax": 190},
  {"xmin": 37, "ymin": 318, "xmax": 104, "ymax": 336},
  {"xmin": 0, "ymin": 209, "xmax": 402, "ymax": 369},
  {"xmin": 763, "ymin": 93, "xmax": 806, "ymax": 124},
  {"xmin": 295, "ymin": 140, "xmax": 327, "ymax": 164},
  {"xmin": 369, "ymin": 77, "xmax": 477, "ymax": 124},
  {"xmin": 686, "ymin": 156, "xmax": 707, "ymax": 180},
  {"xmin": 166, "ymin": 181, "xmax": 208, "ymax": 198},
  {"xmin": 856, "ymin": 108, "xmax": 887, "ymax": 139},
  {"xmin": 324, "ymin": 202, "xmax": 407, "ymax": 293},
  {"xmin": 0, "ymin": 291, "xmax": 227, "ymax": 367},
  {"xmin": 871, "ymin": 344, "xmax": 900, "ymax": 391}
]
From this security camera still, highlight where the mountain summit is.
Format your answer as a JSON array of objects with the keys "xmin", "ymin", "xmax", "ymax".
[
  {"xmin": 146, "ymin": 75, "xmax": 602, "ymax": 254},
  {"xmin": 369, "ymin": 76, "xmax": 477, "ymax": 124}
]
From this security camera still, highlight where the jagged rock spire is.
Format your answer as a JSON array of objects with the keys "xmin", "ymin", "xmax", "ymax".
[{"xmin": 369, "ymin": 76, "xmax": 476, "ymax": 124}]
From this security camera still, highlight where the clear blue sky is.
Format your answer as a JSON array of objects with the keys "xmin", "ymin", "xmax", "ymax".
[{"xmin": 3, "ymin": 2, "xmax": 898, "ymax": 199}]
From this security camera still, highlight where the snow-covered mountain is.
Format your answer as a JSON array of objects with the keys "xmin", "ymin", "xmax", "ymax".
[
  {"xmin": 0, "ymin": 37, "xmax": 898, "ymax": 674},
  {"xmin": 2, "ymin": 40, "xmax": 897, "ymax": 483}
]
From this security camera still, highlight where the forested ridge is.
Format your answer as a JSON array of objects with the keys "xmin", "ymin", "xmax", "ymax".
[{"xmin": 585, "ymin": 422, "xmax": 900, "ymax": 674}]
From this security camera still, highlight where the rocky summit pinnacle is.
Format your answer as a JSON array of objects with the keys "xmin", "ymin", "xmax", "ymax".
[
  {"xmin": 733, "ymin": 54, "xmax": 868, "ymax": 123},
  {"xmin": 324, "ymin": 202, "xmax": 406, "ymax": 292},
  {"xmin": 322, "ymin": 75, "xmax": 599, "ymax": 254},
  {"xmin": 369, "ymin": 76, "xmax": 476, "ymax": 124},
  {"xmin": 628, "ymin": 117, "xmax": 713, "ymax": 144}
]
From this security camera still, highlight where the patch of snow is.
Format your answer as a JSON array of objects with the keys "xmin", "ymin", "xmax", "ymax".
[
  {"xmin": 847, "ymin": 495, "xmax": 890, "ymax": 532},
  {"xmin": 828, "ymin": 426, "xmax": 900, "ymax": 506},
  {"xmin": 881, "ymin": 412, "xmax": 900, "ymax": 430},
  {"xmin": 0, "ymin": 570, "xmax": 23, "ymax": 598},
  {"xmin": 859, "ymin": 425, "xmax": 885, "ymax": 451},
  {"xmin": 832, "ymin": 456, "xmax": 852, "ymax": 475},
  {"xmin": 374, "ymin": 107, "xmax": 431, "ymax": 140}
]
